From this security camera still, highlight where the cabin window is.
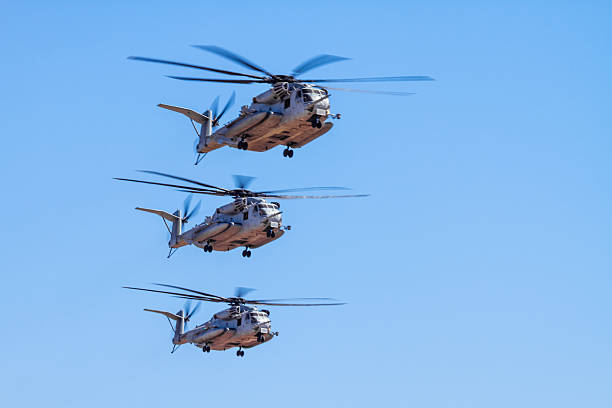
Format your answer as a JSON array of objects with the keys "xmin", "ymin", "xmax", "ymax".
[
  {"xmin": 243, "ymin": 211, "xmax": 248, "ymax": 221},
  {"xmin": 237, "ymin": 318, "xmax": 242, "ymax": 326},
  {"xmin": 284, "ymin": 98, "xmax": 290, "ymax": 109},
  {"xmin": 297, "ymin": 90, "xmax": 302, "ymax": 97}
]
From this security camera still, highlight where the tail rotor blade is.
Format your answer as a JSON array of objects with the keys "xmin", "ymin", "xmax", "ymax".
[
  {"xmin": 185, "ymin": 201, "xmax": 201, "ymax": 221},
  {"xmin": 210, "ymin": 96, "xmax": 220, "ymax": 120},
  {"xmin": 213, "ymin": 91, "xmax": 236, "ymax": 126},
  {"xmin": 183, "ymin": 195, "xmax": 193, "ymax": 218}
]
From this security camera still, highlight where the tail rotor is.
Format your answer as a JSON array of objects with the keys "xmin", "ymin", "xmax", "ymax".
[
  {"xmin": 183, "ymin": 300, "xmax": 201, "ymax": 331},
  {"xmin": 181, "ymin": 194, "xmax": 201, "ymax": 224}
]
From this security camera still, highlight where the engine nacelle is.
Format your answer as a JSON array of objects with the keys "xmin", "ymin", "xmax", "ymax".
[
  {"xmin": 253, "ymin": 83, "xmax": 289, "ymax": 104},
  {"xmin": 213, "ymin": 306, "xmax": 241, "ymax": 320},
  {"xmin": 216, "ymin": 198, "xmax": 247, "ymax": 215}
]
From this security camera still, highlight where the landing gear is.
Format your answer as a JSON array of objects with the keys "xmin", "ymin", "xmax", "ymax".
[
  {"xmin": 257, "ymin": 334, "xmax": 265, "ymax": 343},
  {"xmin": 203, "ymin": 242, "xmax": 213, "ymax": 252},
  {"xmin": 266, "ymin": 229, "xmax": 276, "ymax": 238},
  {"xmin": 236, "ymin": 348, "xmax": 245, "ymax": 357},
  {"xmin": 202, "ymin": 345, "xmax": 211, "ymax": 353},
  {"xmin": 282, "ymin": 147, "xmax": 294, "ymax": 158},
  {"xmin": 237, "ymin": 139, "xmax": 248, "ymax": 150},
  {"xmin": 241, "ymin": 247, "xmax": 252, "ymax": 258},
  {"xmin": 310, "ymin": 117, "xmax": 323, "ymax": 128}
]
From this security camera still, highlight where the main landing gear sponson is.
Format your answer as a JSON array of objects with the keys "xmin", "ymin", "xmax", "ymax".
[
  {"xmin": 282, "ymin": 147, "xmax": 294, "ymax": 158},
  {"xmin": 241, "ymin": 247, "xmax": 252, "ymax": 258}
]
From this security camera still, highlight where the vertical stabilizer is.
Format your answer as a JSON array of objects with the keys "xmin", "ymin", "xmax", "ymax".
[
  {"xmin": 197, "ymin": 109, "xmax": 213, "ymax": 152},
  {"xmin": 169, "ymin": 209, "xmax": 182, "ymax": 247},
  {"xmin": 173, "ymin": 310, "xmax": 185, "ymax": 344}
]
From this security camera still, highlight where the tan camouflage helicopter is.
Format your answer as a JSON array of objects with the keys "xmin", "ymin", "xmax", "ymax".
[
  {"xmin": 124, "ymin": 284, "xmax": 345, "ymax": 356},
  {"xmin": 115, "ymin": 171, "xmax": 367, "ymax": 258},
  {"xmin": 129, "ymin": 45, "xmax": 433, "ymax": 164}
]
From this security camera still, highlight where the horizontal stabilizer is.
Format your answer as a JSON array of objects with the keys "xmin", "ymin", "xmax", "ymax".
[
  {"xmin": 135, "ymin": 207, "xmax": 178, "ymax": 222},
  {"xmin": 144, "ymin": 308, "xmax": 182, "ymax": 321},
  {"xmin": 158, "ymin": 104, "xmax": 211, "ymax": 124}
]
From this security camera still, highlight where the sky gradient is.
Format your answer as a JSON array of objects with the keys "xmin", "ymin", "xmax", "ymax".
[{"xmin": 1, "ymin": 1, "xmax": 611, "ymax": 407}]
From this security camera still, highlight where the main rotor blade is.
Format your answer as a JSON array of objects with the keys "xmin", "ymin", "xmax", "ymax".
[
  {"xmin": 261, "ymin": 193, "xmax": 370, "ymax": 200},
  {"xmin": 114, "ymin": 178, "xmax": 227, "ymax": 196},
  {"xmin": 322, "ymin": 86, "xmax": 415, "ymax": 96},
  {"xmin": 123, "ymin": 286, "xmax": 225, "ymax": 303},
  {"xmin": 139, "ymin": 171, "xmax": 230, "ymax": 192},
  {"xmin": 250, "ymin": 297, "xmax": 337, "ymax": 302},
  {"xmin": 292, "ymin": 54, "xmax": 350, "ymax": 76},
  {"xmin": 301, "ymin": 75, "xmax": 434, "ymax": 83},
  {"xmin": 235, "ymin": 287, "xmax": 256, "ymax": 298},
  {"xmin": 233, "ymin": 175, "xmax": 256, "ymax": 190},
  {"xmin": 168, "ymin": 76, "xmax": 266, "ymax": 84},
  {"xmin": 155, "ymin": 284, "xmax": 227, "ymax": 300},
  {"xmin": 214, "ymin": 91, "xmax": 236, "ymax": 125},
  {"xmin": 259, "ymin": 186, "xmax": 350, "ymax": 194},
  {"xmin": 127, "ymin": 56, "xmax": 266, "ymax": 79},
  {"xmin": 193, "ymin": 45, "xmax": 276, "ymax": 78},
  {"xmin": 246, "ymin": 300, "xmax": 346, "ymax": 306}
]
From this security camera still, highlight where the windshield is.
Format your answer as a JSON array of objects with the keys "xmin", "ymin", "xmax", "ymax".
[{"xmin": 258, "ymin": 204, "xmax": 275, "ymax": 216}]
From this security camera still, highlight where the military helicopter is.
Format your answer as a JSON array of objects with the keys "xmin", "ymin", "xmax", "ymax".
[
  {"xmin": 129, "ymin": 45, "xmax": 433, "ymax": 164},
  {"xmin": 124, "ymin": 284, "xmax": 345, "ymax": 356},
  {"xmin": 114, "ymin": 171, "xmax": 368, "ymax": 258}
]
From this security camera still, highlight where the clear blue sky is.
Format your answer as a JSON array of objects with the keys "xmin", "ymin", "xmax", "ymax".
[{"xmin": 1, "ymin": 1, "xmax": 611, "ymax": 407}]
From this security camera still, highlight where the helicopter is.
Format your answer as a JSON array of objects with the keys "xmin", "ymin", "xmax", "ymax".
[
  {"xmin": 124, "ymin": 284, "xmax": 345, "ymax": 356},
  {"xmin": 129, "ymin": 45, "xmax": 434, "ymax": 164},
  {"xmin": 114, "ymin": 171, "xmax": 368, "ymax": 258}
]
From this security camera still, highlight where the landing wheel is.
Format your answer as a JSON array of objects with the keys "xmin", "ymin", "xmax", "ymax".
[
  {"xmin": 283, "ymin": 149, "xmax": 288, "ymax": 157},
  {"xmin": 236, "ymin": 349, "xmax": 244, "ymax": 357},
  {"xmin": 242, "ymin": 250, "xmax": 247, "ymax": 257},
  {"xmin": 246, "ymin": 250, "xmax": 252, "ymax": 258},
  {"xmin": 257, "ymin": 335, "xmax": 265, "ymax": 343},
  {"xmin": 288, "ymin": 149, "xmax": 294, "ymax": 158},
  {"xmin": 316, "ymin": 120, "xmax": 322, "ymax": 129},
  {"xmin": 204, "ymin": 244, "xmax": 212, "ymax": 252}
]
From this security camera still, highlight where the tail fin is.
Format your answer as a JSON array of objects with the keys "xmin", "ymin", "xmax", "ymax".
[
  {"xmin": 158, "ymin": 104, "xmax": 213, "ymax": 152},
  {"xmin": 135, "ymin": 207, "xmax": 186, "ymax": 249},
  {"xmin": 144, "ymin": 308, "xmax": 185, "ymax": 344}
]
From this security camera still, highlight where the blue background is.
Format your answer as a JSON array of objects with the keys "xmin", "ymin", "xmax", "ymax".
[{"xmin": 1, "ymin": 1, "xmax": 611, "ymax": 407}]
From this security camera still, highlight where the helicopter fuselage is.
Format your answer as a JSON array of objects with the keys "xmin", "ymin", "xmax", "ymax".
[
  {"xmin": 198, "ymin": 83, "xmax": 334, "ymax": 154},
  {"xmin": 176, "ymin": 305, "xmax": 276, "ymax": 352},
  {"xmin": 172, "ymin": 197, "xmax": 285, "ymax": 253}
]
